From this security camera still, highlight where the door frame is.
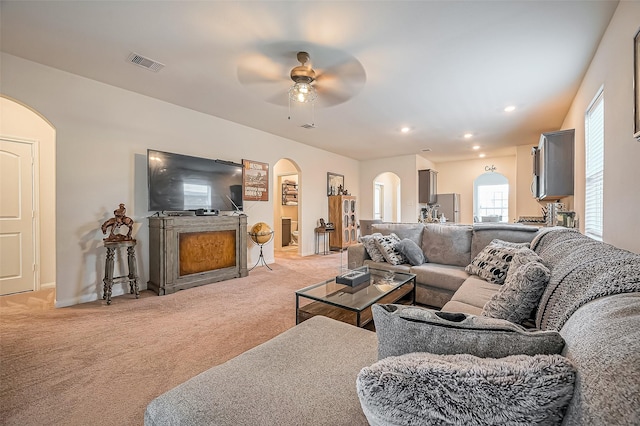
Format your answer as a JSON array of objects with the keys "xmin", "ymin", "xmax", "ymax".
[{"xmin": 0, "ymin": 136, "xmax": 41, "ymax": 293}]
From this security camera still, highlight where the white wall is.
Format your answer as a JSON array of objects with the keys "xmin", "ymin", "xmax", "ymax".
[
  {"xmin": 435, "ymin": 155, "xmax": 517, "ymax": 224},
  {"xmin": 561, "ymin": 1, "xmax": 640, "ymax": 254},
  {"xmin": 0, "ymin": 96, "xmax": 56, "ymax": 287},
  {"xmin": 360, "ymin": 154, "xmax": 436, "ymax": 223},
  {"xmin": 1, "ymin": 53, "xmax": 359, "ymax": 307}
]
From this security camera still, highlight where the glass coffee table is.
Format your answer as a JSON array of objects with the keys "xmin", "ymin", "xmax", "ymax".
[{"xmin": 295, "ymin": 267, "xmax": 416, "ymax": 328}]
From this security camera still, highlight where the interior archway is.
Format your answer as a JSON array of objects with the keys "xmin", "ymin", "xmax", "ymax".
[
  {"xmin": 372, "ymin": 172, "xmax": 401, "ymax": 222},
  {"xmin": 273, "ymin": 158, "xmax": 301, "ymax": 256},
  {"xmin": 0, "ymin": 96, "xmax": 56, "ymax": 296},
  {"xmin": 473, "ymin": 172, "xmax": 509, "ymax": 223}
]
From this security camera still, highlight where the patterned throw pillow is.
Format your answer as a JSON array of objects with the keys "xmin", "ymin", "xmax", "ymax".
[
  {"xmin": 359, "ymin": 233, "xmax": 386, "ymax": 263},
  {"xmin": 357, "ymin": 352, "xmax": 576, "ymax": 426},
  {"xmin": 482, "ymin": 249, "xmax": 551, "ymax": 324},
  {"xmin": 373, "ymin": 233, "xmax": 408, "ymax": 265},
  {"xmin": 465, "ymin": 239, "xmax": 528, "ymax": 284}
]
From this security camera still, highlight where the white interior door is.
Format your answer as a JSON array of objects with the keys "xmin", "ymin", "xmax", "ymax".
[{"xmin": 0, "ymin": 139, "xmax": 36, "ymax": 295}]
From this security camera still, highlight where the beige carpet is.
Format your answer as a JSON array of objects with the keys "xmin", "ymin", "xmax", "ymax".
[{"xmin": 0, "ymin": 252, "xmax": 345, "ymax": 425}]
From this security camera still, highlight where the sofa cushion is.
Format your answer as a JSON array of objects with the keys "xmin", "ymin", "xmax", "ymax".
[
  {"xmin": 465, "ymin": 239, "xmax": 528, "ymax": 284},
  {"xmin": 394, "ymin": 238, "xmax": 425, "ymax": 266},
  {"xmin": 471, "ymin": 223, "xmax": 539, "ymax": 259},
  {"xmin": 482, "ymin": 249, "xmax": 550, "ymax": 324},
  {"xmin": 356, "ymin": 352, "xmax": 576, "ymax": 426},
  {"xmin": 559, "ymin": 293, "xmax": 640, "ymax": 425},
  {"xmin": 358, "ymin": 233, "xmax": 386, "ymax": 263},
  {"xmin": 371, "ymin": 223, "xmax": 424, "ymax": 246},
  {"xmin": 409, "ymin": 263, "xmax": 468, "ymax": 292},
  {"xmin": 449, "ymin": 276, "xmax": 502, "ymax": 309},
  {"xmin": 422, "ymin": 224, "xmax": 473, "ymax": 267},
  {"xmin": 372, "ymin": 304, "xmax": 565, "ymax": 360},
  {"xmin": 144, "ymin": 316, "xmax": 377, "ymax": 426},
  {"xmin": 363, "ymin": 260, "xmax": 411, "ymax": 274},
  {"xmin": 373, "ymin": 233, "xmax": 407, "ymax": 265},
  {"xmin": 441, "ymin": 300, "xmax": 483, "ymax": 316}
]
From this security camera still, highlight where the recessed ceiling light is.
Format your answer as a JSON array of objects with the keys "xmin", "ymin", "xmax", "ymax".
[
  {"xmin": 464, "ymin": 133, "xmax": 473, "ymax": 139},
  {"xmin": 472, "ymin": 145, "xmax": 480, "ymax": 150},
  {"xmin": 401, "ymin": 127, "xmax": 411, "ymax": 133},
  {"xmin": 479, "ymin": 153, "xmax": 486, "ymax": 158},
  {"xmin": 504, "ymin": 105, "xmax": 516, "ymax": 112}
]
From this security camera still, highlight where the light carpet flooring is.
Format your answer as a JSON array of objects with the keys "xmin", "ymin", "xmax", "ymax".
[{"xmin": 0, "ymin": 251, "xmax": 345, "ymax": 425}]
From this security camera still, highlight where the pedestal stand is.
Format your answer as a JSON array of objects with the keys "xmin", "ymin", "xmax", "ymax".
[
  {"xmin": 103, "ymin": 239, "xmax": 139, "ymax": 305},
  {"xmin": 249, "ymin": 230, "xmax": 274, "ymax": 271}
]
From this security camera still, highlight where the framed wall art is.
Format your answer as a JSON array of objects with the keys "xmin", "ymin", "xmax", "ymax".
[
  {"xmin": 327, "ymin": 172, "xmax": 344, "ymax": 196},
  {"xmin": 634, "ymin": 27, "xmax": 640, "ymax": 141},
  {"xmin": 242, "ymin": 159, "xmax": 269, "ymax": 201}
]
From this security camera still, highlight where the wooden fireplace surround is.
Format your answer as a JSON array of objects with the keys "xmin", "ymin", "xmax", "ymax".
[{"xmin": 147, "ymin": 215, "xmax": 248, "ymax": 295}]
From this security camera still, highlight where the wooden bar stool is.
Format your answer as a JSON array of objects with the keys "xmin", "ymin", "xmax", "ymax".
[{"xmin": 103, "ymin": 240, "xmax": 139, "ymax": 305}]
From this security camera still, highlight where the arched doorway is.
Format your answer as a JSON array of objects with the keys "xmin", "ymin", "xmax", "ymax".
[
  {"xmin": 273, "ymin": 158, "xmax": 301, "ymax": 256},
  {"xmin": 372, "ymin": 172, "xmax": 401, "ymax": 222},
  {"xmin": 0, "ymin": 96, "xmax": 56, "ymax": 296},
  {"xmin": 473, "ymin": 172, "xmax": 509, "ymax": 223}
]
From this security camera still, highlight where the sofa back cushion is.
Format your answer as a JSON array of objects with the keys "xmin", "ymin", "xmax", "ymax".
[
  {"xmin": 531, "ymin": 228, "xmax": 640, "ymax": 331},
  {"xmin": 371, "ymin": 223, "xmax": 424, "ymax": 246},
  {"xmin": 559, "ymin": 293, "xmax": 640, "ymax": 425},
  {"xmin": 471, "ymin": 223, "xmax": 539, "ymax": 259},
  {"xmin": 422, "ymin": 224, "xmax": 472, "ymax": 267}
]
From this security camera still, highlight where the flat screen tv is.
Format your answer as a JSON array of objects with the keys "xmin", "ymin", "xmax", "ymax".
[{"xmin": 147, "ymin": 149, "xmax": 243, "ymax": 213}]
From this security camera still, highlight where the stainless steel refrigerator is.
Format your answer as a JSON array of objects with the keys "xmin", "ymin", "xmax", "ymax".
[{"xmin": 436, "ymin": 193, "xmax": 460, "ymax": 223}]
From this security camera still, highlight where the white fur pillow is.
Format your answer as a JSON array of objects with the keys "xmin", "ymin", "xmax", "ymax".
[{"xmin": 357, "ymin": 352, "xmax": 576, "ymax": 426}]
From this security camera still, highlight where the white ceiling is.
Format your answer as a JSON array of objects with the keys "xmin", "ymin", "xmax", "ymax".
[{"xmin": 0, "ymin": 1, "xmax": 618, "ymax": 162}]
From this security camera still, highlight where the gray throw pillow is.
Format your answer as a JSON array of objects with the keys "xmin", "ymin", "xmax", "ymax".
[
  {"xmin": 482, "ymin": 250, "xmax": 551, "ymax": 324},
  {"xmin": 373, "ymin": 233, "xmax": 407, "ymax": 266},
  {"xmin": 394, "ymin": 238, "xmax": 425, "ymax": 266},
  {"xmin": 357, "ymin": 352, "xmax": 576, "ymax": 426},
  {"xmin": 465, "ymin": 239, "xmax": 528, "ymax": 284},
  {"xmin": 372, "ymin": 304, "xmax": 565, "ymax": 360},
  {"xmin": 358, "ymin": 233, "xmax": 386, "ymax": 263}
]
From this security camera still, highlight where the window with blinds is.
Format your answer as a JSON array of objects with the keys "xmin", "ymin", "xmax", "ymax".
[{"xmin": 584, "ymin": 89, "xmax": 604, "ymax": 240}]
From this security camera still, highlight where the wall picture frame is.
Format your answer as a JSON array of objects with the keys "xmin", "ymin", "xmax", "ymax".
[
  {"xmin": 327, "ymin": 172, "xmax": 344, "ymax": 196},
  {"xmin": 242, "ymin": 159, "xmax": 269, "ymax": 201},
  {"xmin": 634, "ymin": 28, "xmax": 640, "ymax": 141}
]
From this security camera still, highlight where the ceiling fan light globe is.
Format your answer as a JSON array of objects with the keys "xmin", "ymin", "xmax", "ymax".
[{"xmin": 289, "ymin": 82, "xmax": 317, "ymax": 103}]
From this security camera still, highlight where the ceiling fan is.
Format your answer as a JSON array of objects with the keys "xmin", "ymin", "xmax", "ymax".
[
  {"xmin": 289, "ymin": 51, "xmax": 317, "ymax": 104},
  {"xmin": 237, "ymin": 43, "xmax": 366, "ymax": 108}
]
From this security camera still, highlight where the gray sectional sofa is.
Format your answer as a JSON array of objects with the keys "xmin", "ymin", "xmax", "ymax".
[
  {"xmin": 349, "ymin": 222, "xmax": 540, "ymax": 309},
  {"xmin": 144, "ymin": 225, "xmax": 640, "ymax": 425}
]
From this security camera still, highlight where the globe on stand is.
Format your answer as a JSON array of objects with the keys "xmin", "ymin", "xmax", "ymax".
[{"xmin": 248, "ymin": 222, "xmax": 274, "ymax": 270}]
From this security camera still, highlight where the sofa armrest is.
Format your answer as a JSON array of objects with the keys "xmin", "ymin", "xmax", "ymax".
[{"xmin": 347, "ymin": 243, "xmax": 369, "ymax": 268}]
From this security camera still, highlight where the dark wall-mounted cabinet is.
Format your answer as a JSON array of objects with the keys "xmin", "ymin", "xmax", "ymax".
[
  {"xmin": 419, "ymin": 169, "xmax": 438, "ymax": 204},
  {"xmin": 532, "ymin": 129, "xmax": 574, "ymax": 201}
]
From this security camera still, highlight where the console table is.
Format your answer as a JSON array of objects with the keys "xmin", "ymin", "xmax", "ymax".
[{"xmin": 147, "ymin": 215, "xmax": 248, "ymax": 295}]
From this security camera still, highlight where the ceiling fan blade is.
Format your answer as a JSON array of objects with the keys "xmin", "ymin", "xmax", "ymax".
[{"xmin": 237, "ymin": 53, "xmax": 288, "ymax": 85}]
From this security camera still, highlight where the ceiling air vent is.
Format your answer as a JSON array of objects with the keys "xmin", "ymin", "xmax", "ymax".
[{"xmin": 127, "ymin": 52, "xmax": 165, "ymax": 72}]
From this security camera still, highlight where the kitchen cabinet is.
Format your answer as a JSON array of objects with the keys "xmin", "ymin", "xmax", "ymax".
[
  {"xmin": 532, "ymin": 129, "xmax": 574, "ymax": 201},
  {"xmin": 419, "ymin": 169, "xmax": 438, "ymax": 204}
]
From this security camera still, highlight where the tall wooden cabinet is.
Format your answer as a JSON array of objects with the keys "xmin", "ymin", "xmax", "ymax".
[
  {"xmin": 328, "ymin": 195, "xmax": 357, "ymax": 250},
  {"xmin": 419, "ymin": 169, "xmax": 438, "ymax": 204}
]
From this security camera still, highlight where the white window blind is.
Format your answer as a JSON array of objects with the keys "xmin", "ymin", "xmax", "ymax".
[{"xmin": 584, "ymin": 90, "xmax": 604, "ymax": 240}]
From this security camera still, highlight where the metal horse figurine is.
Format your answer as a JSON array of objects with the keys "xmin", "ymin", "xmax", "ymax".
[{"xmin": 101, "ymin": 203, "xmax": 135, "ymax": 241}]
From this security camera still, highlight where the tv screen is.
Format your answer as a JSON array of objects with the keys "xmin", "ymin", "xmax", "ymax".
[{"xmin": 147, "ymin": 149, "xmax": 243, "ymax": 212}]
